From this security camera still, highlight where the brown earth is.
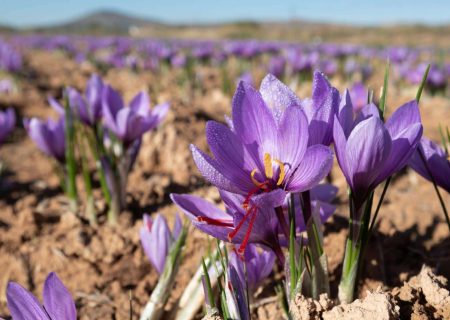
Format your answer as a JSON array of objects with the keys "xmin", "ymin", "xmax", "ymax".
[{"xmin": 0, "ymin": 50, "xmax": 449, "ymax": 319}]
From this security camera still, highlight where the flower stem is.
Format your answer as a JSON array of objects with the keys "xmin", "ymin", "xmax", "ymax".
[
  {"xmin": 64, "ymin": 96, "xmax": 78, "ymax": 212},
  {"xmin": 275, "ymin": 206, "xmax": 290, "ymax": 241},
  {"xmin": 338, "ymin": 237, "xmax": 361, "ymax": 303}
]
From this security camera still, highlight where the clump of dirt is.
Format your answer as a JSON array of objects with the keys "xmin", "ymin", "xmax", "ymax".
[
  {"xmin": 290, "ymin": 294, "xmax": 335, "ymax": 320},
  {"xmin": 323, "ymin": 289, "xmax": 400, "ymax": 320},
  {"xmin": 201, "ymin": 311, "xmax": 224, "ymax": 320},
  {"xmin": 289, "ymin": 266, "xmax": 450, "ymax": 320},
  {"xmin": 393, "ymin": 265, "xmax": 450, "ymax": 319}
]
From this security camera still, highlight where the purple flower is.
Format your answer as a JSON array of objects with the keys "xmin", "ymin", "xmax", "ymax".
[
  {"xmin": 140, "ymin": 213, "xmax": 182, "ymax": 274},
  {"xmin": 229, "ymin": 244, "xmax": 275, "ymax": 290},
  {"xmin": 334, "ymin": 91, "xmax": 423, "ymax": 209},
  {"xmin": 24, "ymin": 116, "xmax": 65, "ymax": 163},
  {"xmin": 408, "ymin": 137, "xmax": 450, "ymax": 193},
  {"xmin": 0, "ymin": 108, "xmax": 16, "ymax": 144},
  {"xmin": 48, "ymin": 75, "xmax": 104, "ymax": 126},
  {"xmin": 102, "ymin": 85, "xmax": 169, "ymax": 146},
  {"xmin": 191, "ymin": 74, "xmax": 333, "ymax": 199},
  {"xmin": 171, "ymin": 189, "xmax": 285, "ymax": 255},
  {"xmin": 6, "ymin": 272, "xmax": 76, "ymax": 320}
]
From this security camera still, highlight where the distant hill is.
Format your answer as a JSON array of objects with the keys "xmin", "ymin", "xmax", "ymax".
[{"xmin": 32, "ymin": 10, "xmax": 164, "ymax": 34}]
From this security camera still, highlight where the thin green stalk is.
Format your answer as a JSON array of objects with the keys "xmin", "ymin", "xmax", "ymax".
[
  {"xmin": 201, "ymin": 259, "xmax": 215, "ymax": 311},
  {"xmin": 369, "ymin": 177, "xmax": 391, "ymax": 233},
  {"xmin": 379, "ymin": 61, "xmax": 390, "ymax": 120},
  {"xmin": 415, "ymin": 64, "xmax": 430, "ymax": 102},
  {"xmin": 289, "ymin": 213, "xmax": 297, "ymax": 299},
  {"xmin": 64, "ymin": 94, "xmax": 78, "ymax": 212},
  {"xmin": 79, "ymin": 139, "xmax": 96, "ymax": 224},
  {"xmin": 84, "ymin": 127, "xmax": 111, "ymax": 204}
]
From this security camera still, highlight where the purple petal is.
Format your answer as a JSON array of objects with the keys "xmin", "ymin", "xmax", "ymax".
[
  {"xmin": 259, "ymin": 73, "xmax": 302, "ymax": 123},
  {"xmin": 148, "ymin": 102, "xmax": 170, "ymax": 128},
  {"xmin": 27, "ymin": 119, "xmax": 54, "ymax": 157},
  {"xmin": 6, "ymin": 282, "xmax": 49, "ymax": 320},
  {"xmin": 345, "ymin": 117, "xmax": 391, "ymax": 193},
  {"xmin": 170, "ymin": 193, "xmax": 233, "ymax": 242},
  {"xmin": 173, "ymin": 213, "xmax": 183, "ymax": 239},
  {"xmin": 151, "ymin": 215, "xmax": 172, "ymax": 273},
  {"xmin": 337, "ymin": 90, "xmax": 354, "ymax": 137},
  {"xmin": 310, "ymin": 184, "xmax": 338, "ymax": 202},
  {"xmin": 190, "ymin": 144, "xmax": 244, "ymax": 194},
  {"xmin": 129, "ymin": 91, "xmax": 150, "ymax": 116},
  {"xmin": 277, "ymin": 105, "xmax": 309, "ymax": 179},
  {"xmin": 333, "ymin": 115, "xmax": 352, "ymax": 184},
  {"xmin": 231, "ymin": 81, "xmax": 277, "ymax": 155},
  {"xmin": 43, "ymin": 272, "xmax": 77, "ymax": 320},
  {"xmin": 86, "ymin": 74, "xmax": 104, "ymax": 120},
  {"xmin": 206, "ymin": 121, "xmax": 258, "ymax": 192},
  {"xmin": 48, "ymin": 96, "xmax": 65, "ymax": 115},
  {"xmin": 353, "ymin": 102, "xmax": 380, "ymax": 128},
  {"xmin": 376, "ymin": 123, "xmax": 422, "ymax": 185},
  {"xmin": 385, "ymin": 100, "xmax": 421, "ymax": 139},
  {"xmin": 102, "ymin": 85, "xmax": 124, "ymax": 133},
  {"xmin": 288, "ymin": 145, "xmax": 333, "ymax": 192},
  {"xmin": 409, "ymin": 138, "xmax": 450, "ymax": 192}
]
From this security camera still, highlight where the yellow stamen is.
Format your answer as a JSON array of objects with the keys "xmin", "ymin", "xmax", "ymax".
[
  {"xmin": 250, "ymin": 169, "xmax": 265, "ymax": 188},
  {"xmin": 274, "ymin": 159, "xmax": 285, "ymax": 185},
  {"xmin": 264, "ymin": 153, "xmax": 273, "ymax": 179}
]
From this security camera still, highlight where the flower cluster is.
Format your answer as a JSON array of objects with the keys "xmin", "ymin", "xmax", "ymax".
[{"xmin": 25, "ymin": 74, "xmax": 169, "ymax": 222}]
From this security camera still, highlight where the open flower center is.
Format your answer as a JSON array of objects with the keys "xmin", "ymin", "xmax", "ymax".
[{"xmin": 250, "ymin": 153, "xmax": 286, "ymax": 188}]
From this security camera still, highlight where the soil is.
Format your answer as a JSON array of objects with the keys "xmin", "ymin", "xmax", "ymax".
[{"xmin": 0, "ymin": 49, "xmax": 449, "ymax": 319}]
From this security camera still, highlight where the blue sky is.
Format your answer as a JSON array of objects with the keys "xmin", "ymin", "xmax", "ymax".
[{"xmin": 1, "ymin": 0, "xmax": 449, "ymax": 28}]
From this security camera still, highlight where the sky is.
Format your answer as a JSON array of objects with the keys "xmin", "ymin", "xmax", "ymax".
[{"xmin": 1, "ymin": 0, "xmax": 449, "ymax": 28}]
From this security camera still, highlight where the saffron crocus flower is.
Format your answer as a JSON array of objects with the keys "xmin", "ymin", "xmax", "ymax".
[
  {"xmin": 102, "ymin": 85, "xmax": 169, "ymax": 147},
  {"xmin": 24, "ymin": 117, "xmax": 65, "ymax": 163},
  {"xmin": 171, "ymin": 189, "xmax": 286, "ymax": 257},
  {"xmin": 191, "ymin": 74, "xmax": 333, "ymax": 199},
  {"xmin": 408, "ymin": 137, "xmax": 450, "ymax": 193},
  {"xmin": 140, "ymin": 213, "xmax": 182, "ymax": 274},
  {"xmin": 6, "ymin": 272, "xmax": 76, "ymax": 320},
  {"xmin": 0, "ymin": 107, "xmax": 15, "ymax": 144},
  {"xmin": 229, "ymin": 244, "xmax": 275, "ymax": 290},
  {"xmin": 48, "ymin": 75, "xmax": 104, "ymax": 126},
  {"xmin": 334, "ymin": 90, "xmax": 423, "ymax": 211}
]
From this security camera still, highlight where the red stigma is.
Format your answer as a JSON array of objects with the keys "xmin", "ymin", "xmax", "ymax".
[{"xmin": 197, "ymin": 216, "xmax": 234, "ymax": 227}]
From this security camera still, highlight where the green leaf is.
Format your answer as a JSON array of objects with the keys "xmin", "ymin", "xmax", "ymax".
[
  {"xmin": 379, "ymin": 61, "xmax": 390, "ymax": 120},
  {"xmin": 201, "ymin": 258, "xmax": 215, "ymax": 310},
  {"xmin": 415, "ymin": 64, "xmax": 430, "ymax": 103}
]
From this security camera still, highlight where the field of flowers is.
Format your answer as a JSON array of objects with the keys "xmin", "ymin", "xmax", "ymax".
[{"xmin": 0, "ymin": 34, "xmax": 449, "ymax": 319}]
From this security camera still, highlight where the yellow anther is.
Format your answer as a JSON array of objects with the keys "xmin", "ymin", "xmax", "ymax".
[
  {"xmin": 264, "ymin": 153, "xmax": 273, "ymax": 179},
  {"xmin": 250, "ymin": 169, "xmax": 265, "ymax": 188},
  {"xmin": 274, "ymin": 159, "xmax": 285, "ymax": 185}
]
